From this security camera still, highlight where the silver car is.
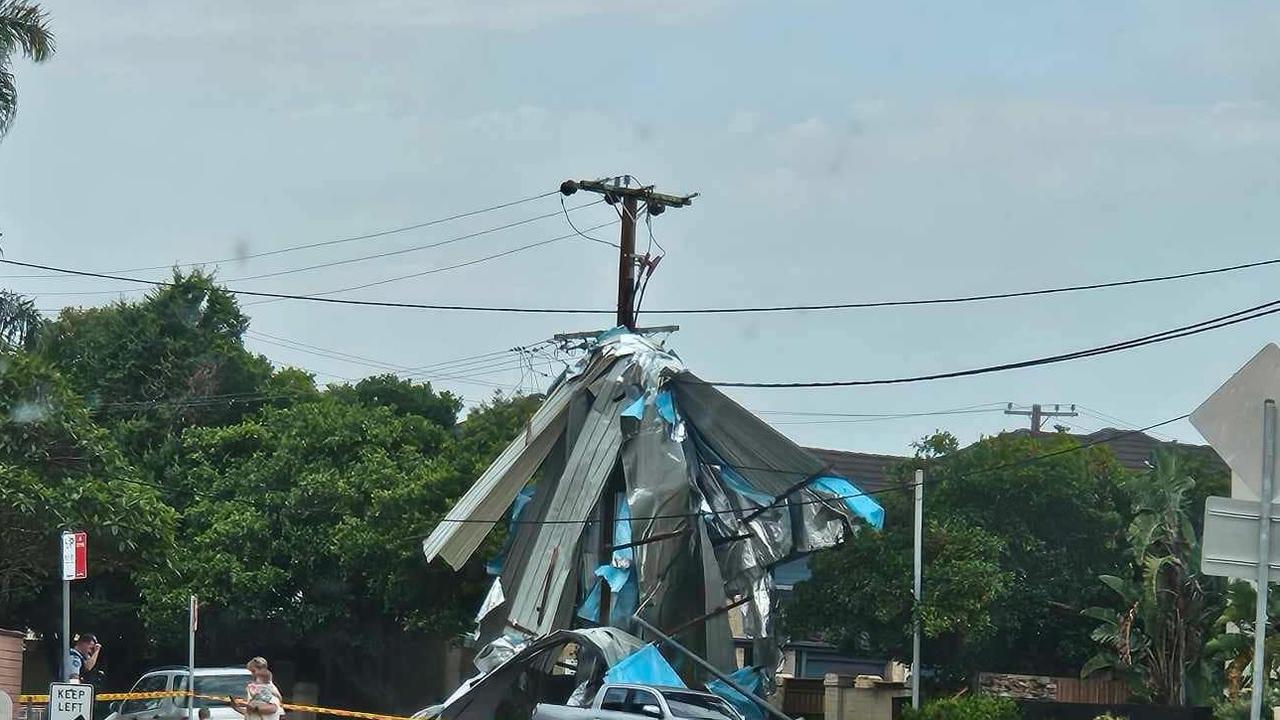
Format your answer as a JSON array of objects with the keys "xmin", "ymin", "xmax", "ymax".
[{"xmin": 104, "ymin": 667, "xmax": 252, "ymax": 720}]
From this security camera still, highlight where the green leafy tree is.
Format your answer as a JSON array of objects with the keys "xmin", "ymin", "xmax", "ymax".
[
  {"xmin": 0, "ymin": 0, "xmax": 54, "ymax": 137},
  {"xmin": 0, "ymin": 290, "xmax": 41, "ymax": 351},
  {"xmin": 1082, "ymin": 451, "xmax": 1219, "ymax": 705},
  {"xmin": 39, "ymin": 271, "xmax": 275, "ymax": 459},
  {"xmin": 790, "ymin": 430, "xmax": 1129, "ymax": 684},
  {"xmin": 1204, "ymin": 581, "xmax": 1280, "ymax": 702},
  {"xmin": 791, "ymin": 510, "xmax": 1011, "ymax": 683},
  {"xmin": 140, "ymin": 388, "xmax": 538, "ymax": 712},
  {"xmin": 0, "ymin": 349, "xmax": 176, "ymax": 665}
]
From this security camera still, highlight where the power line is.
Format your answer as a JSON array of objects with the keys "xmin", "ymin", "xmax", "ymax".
[
  {"xmin": 697, "ymin": 296, "xmax": 1280, "ymax": 388},
  {"xmin": 229, "ymin": 200, "xmax": 605, "ymax": 282},
  {"xmin": 11, "ymin": 254, "xmax": 1279, "ymax": 316},
  {"xmin": 244, "ymin": 220, "xmax": 618, "ymax": 305},
  {"xmin": 642, "ymin": 256, "xmax": 1280, "ymax": 314},
  {"xmin": 0, "ymin": 189, "xmax": 564, "ymax": 280},
  {"xmin": 20, "ymin": 206, "xmax": 610, "ymax": 300}
]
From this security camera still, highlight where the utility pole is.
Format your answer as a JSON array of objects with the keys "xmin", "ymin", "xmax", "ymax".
[
  {"xmin": 1004, "ymin": 403, "xmax": 1077, "ymax": 433},
  {"xmin": 911, "ymin": 468, "xmax": 923, "ymax": 710},
  {"xmin": 560, "ymin": 176, "xmax": 696, "ymax": 330},
  {"xmin": 560, "ymin": 175, "xmax": 696, "ymax": 627}
]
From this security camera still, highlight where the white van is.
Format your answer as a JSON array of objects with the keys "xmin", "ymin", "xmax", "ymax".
[{"xmin": 104, "ymin": 667, "xmax": 252, "ymax": 720}]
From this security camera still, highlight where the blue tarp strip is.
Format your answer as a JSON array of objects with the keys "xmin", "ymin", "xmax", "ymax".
[
  {"xmin": 486, "ymin": 484, "xmax": 537, "ymax": 575},
  {"xmin": 604, "ymin": 645, "xmax": 686, "ymax": 688},
  {"xmin": 706, "ymin": 666, "xmax": 765, "ymax": 720},
  {"xmin": 810, "ymin": 475, "xmax": 885, "ymax": 529}
]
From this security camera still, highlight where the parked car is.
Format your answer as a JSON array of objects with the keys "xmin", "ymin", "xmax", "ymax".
[
  {"xmin": 103, "ymin": 667, "xmax": 252, "ymax": 720},
  {"xmin": 531, "ymin": 684, "xmax": 741, "ymax": 720}
]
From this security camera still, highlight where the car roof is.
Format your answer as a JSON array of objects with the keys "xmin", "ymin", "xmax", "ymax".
[
  {"xmin": 149, "ymin": 667, "xmax": 251, "ymax": 676},
  {"xmin": 608, "ymin": 684, "xmax": 719, "ymax": 696}
]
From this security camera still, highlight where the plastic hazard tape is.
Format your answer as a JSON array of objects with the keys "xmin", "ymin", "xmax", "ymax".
[
  {"xmin": 17, "ymin": 691, "xmax": 176, "ymax": 703},
  {"xmin": 15, "ymin": 691, "xmax": 419, "ymax": 720}
]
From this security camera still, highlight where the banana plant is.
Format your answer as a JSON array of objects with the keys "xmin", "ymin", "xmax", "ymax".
[
  {"xmin": 1082, "ymin": 450, "xmax": 1217, "ymax": 705},
  {"xmin": 1205, "ymin": 581, "xmax": 1280, "ymax": 702}
]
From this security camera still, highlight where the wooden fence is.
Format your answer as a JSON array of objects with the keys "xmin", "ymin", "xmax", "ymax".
[{"xmin": 782, "ymin": 678, "xmax": 826, "ymax": 719}]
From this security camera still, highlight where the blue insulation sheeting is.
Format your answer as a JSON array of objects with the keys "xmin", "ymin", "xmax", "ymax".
[
  {"xmin": 706, "ymin": 666, "xmax": 765, "ymax": 720},
  {"xmin": 810, "ymin": 475, "xmax": 885, "ymax": 530},
  {"xmin": 604, "ymin": 645, "xmax": 686, "ymax": 688}
]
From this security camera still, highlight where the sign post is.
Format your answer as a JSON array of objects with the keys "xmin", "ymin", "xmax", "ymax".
[
  {"xmin": 188, "ymin": 595, "xmax": 197, "ymax": 720},
  {"xmin": 48, "ymin": 682, "xmax": 94, "ymax": 720},
  {"xmin": 59, "ymin": 532, "xmax": 87, "ymax": 682},
  {"xmin": 1194, "ymin": 344, "xmax": 1280, "ymax": 720},
  {"xmin": 1253, "ymin": 401, "xmax": 1277, "ymax": 720}
]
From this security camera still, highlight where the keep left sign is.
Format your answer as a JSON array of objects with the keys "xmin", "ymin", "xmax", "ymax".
[{"xmin": 48, "ymin": 683, "xmax": 94, "ymax": 720}]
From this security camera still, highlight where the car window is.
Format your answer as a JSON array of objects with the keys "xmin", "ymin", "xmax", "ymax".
[
  {"xmin": 661, "ymin": 693, "xmax": 738, "ymax": 720},
  {"xmin": 600, "ymin": 688, "xmax": 629, "ymax": 712},
  {"xmin": 175, "ymin": 674, "xmax": 250, "ymax": 708},
  {"xmin": 626, "ymin": 690, "xmax": 662, "ymax": 718},
  {"xmin": 122, "ymin": 674, "xmax": 171, "ymax": 715}
]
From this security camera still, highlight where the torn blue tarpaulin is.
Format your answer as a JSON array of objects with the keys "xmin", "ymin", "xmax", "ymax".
[
  {"xmin": 809, "ymin": 475, "xmax": 884, "ymax": 529},
  {"xmin": 486, "ymin": 485, "xmax": 536, "ymax": 576},
  {"xmin": 706, "ymin": 666, "xmax": 765, "ymax": 720},
  {"xmin": 604, "ymin": 645, "xmax": 686, "ymax": 688},
  {"xmin": 577, "ymin": 494, "xmax": 638, "ymax": 625}
]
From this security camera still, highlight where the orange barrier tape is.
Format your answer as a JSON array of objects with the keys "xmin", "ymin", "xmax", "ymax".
[{"xmin": 15, "ymin": 690, "xmax": 420, "ymax": 720}]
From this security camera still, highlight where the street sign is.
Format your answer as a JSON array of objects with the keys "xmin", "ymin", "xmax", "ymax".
[
  {"xmin": 1191, "ymin": 343, "xmax": 1280, "ymax": 500},
  {"xmin": 60, "ymin": 532, "xmax": 86, "ymax": 581},
  {"xmin": 1202, "ymin": 496, "xmax": 1280, "ymax": 580},
  {"xmin": 48, "ymin": 683, "xmax": 94, "ymax": 720}
]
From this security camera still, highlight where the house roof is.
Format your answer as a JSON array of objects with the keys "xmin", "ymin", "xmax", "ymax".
[{"xmin": 805, "ymin": 428, "xmax": 1226, "ymax": 493}]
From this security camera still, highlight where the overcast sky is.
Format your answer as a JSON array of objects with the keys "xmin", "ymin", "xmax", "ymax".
[{"xmin": 3, "ymin": 1, "xmax": 1280, "ymax": 456}]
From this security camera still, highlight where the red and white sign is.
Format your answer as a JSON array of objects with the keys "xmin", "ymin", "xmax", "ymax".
[{"xmin": 61, "ymin": 532, "xmax": 87, "ymax": 581}]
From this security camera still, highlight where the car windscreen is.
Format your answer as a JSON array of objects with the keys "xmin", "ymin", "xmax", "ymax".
[
  {"xmin": 660, "ymin": 692, "xmax": 739, "ymax": 720},
  {"xmin": 193, "ymin": 675, "xmax": 251, "ymax": 707}
]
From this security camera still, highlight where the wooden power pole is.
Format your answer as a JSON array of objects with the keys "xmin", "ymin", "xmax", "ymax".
[
  {"xmin": 558, "ymin": 175, "xmax": 695, "ymax": 625},
  {"xmin": 560, "ymin": 176, "xmax": 696, "ymax": 330},
  {"xmin": 1004, "ymin": 403, "xmax": 1077, "ymax": 433}
]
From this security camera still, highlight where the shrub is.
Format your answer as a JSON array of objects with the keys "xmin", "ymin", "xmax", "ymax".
[{"xmin": 903, "ymin": 696, "xmax": 1021, "ymax": 720}]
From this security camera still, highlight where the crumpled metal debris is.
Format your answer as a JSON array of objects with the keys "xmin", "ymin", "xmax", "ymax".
[{"xmin": 423, "ymin": 329, "xmax": 884, "ymax": 698}]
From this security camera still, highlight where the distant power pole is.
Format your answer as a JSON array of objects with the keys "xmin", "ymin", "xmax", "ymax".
[
  {"xmin": 560, "ymin": 176, "xmax": 696, "ymax": 329},
  {"xmin": 1004, "ymin": 403, "xmax": 1078, "ymax": 433}
]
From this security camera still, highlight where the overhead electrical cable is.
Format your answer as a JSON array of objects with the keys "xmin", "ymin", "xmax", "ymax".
[
  {"xmin": 229, "ymin": 200, "xmax": 605, "ymax": 282},
  {"xmin": 8, "ymin": 255, "xmax": 1278, "ymax": 315},
  {"xmin": 696, "ymin": 296, "xmax": 1280, "ymax": 388},
  {"xmin": 0, "ymin": 189, "xmax": 564, "ymax": 279},
  {"xmin": 244, "ymin": 220, "xmax": 618, "ymax": 305}
]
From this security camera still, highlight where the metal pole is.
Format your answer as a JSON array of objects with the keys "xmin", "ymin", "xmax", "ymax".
[
  {"xmin": 632, "ymin": 614, "xmax": 793, "ymax": 720},
  {"xmin": 912, "ymin": 469, "xmax": 924, "ymax": 710},
  {"xmin": 187, "ymin": 595, "xmax": 196, "ymax": 720},
  {"xmin": 1251, "ymin": 399, "xmax": 1277, "ymax": 720},
  {"xmin": 61, "ymin": 579, "xmax": 70, "ymax": 682}
]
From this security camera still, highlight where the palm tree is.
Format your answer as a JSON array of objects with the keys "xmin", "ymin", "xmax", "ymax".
[
  {"xmin": 1, "ymin": 0, "xmax": 55, "ymax": 138},
  {"xmin": 0, "ymin": 289, "xmax": 42, "ymax": 350}
]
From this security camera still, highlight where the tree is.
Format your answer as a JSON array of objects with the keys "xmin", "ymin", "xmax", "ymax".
[
  {"xmin": 38, "ymin": 271, "xmax": 275, "ymax": 458},
  {"xmin": 789, "ymin": 430, "xmax": 1130, "ymax": 684},
  {"xmin": 139, "ymin": 388, "xmax": 539, "ymax": 712},
  {"xmin": 0, "ymin": 289, "xmax": 41, "ymax": 351},
  {"xmin": 1082, "ymin": 450, "xmax": 1219, "ymax": 705},
  {"xmin": 1204, "ymin": 581, "xmax": 1280, "ymax": 703},
  {"xmin": 0, "ymin": 0, "xmax": 54, "ymax": 137},
  {"xmin": 790, "ymin": 510, "xmax": 1011, "ymax": 686},
  {"xmin": 0, "ymin": 349, "xmax": 175, "ymax": 671}
]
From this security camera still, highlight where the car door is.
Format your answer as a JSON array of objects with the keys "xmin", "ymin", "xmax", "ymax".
[
  {"xmin": 117, "ymin": 673, "xmax": 173, "ymax": 720},
  {"xmin": 623, "ymin": 689, "xmax": 665, "ymax": 720}
]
